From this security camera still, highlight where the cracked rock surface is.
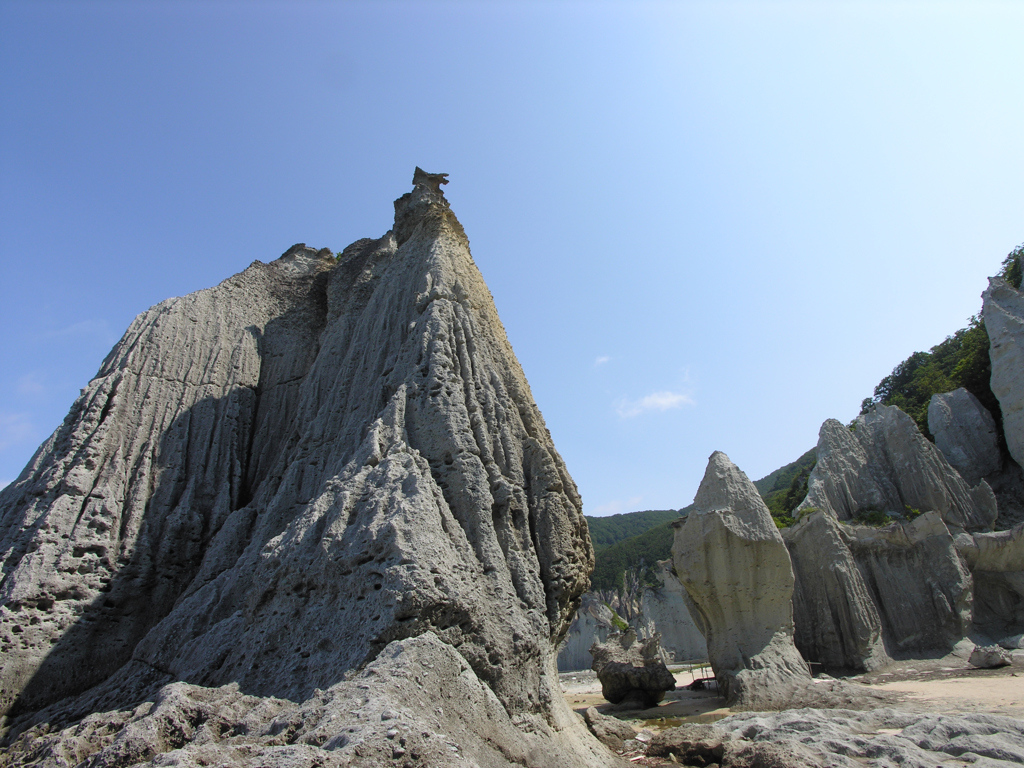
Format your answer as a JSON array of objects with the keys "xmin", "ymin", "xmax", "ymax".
[{"xmin": 0, "ymin": 182, "xmax": 615, "ymax": 766}]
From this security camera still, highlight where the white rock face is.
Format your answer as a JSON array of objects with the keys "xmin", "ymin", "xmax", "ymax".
[
  {"xmin": 800, "ymin": 406, "xmax": 997, "ymax": 532},
  {"xmin": 637, "ymin": 561, "xmax": 707, "ymax": 664},
  {"xmin": 984, "ymin": 277, "xmax": 1024, "ymax": 469},
  {"xmin": 557, "ymin": 593, "xmax": 616, "ymax": 672},
  {"xmin": 928, "ymin": 388, "xmax": 1002, "ymax": 486},
  {"xmin": 0, "ymin": 182, "xmax": 616, "ymax": 766},
  {"xmin": 671, "ymin": 452, "xmax": 809, "ymax": 706}
]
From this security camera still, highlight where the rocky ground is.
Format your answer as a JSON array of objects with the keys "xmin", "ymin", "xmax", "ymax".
[{"xmin": 562, "ymin": 647, "xmax": 1024, "ymax": 766}]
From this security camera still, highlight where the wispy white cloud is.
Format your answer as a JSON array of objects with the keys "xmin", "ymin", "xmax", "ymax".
[
  {"xmin": 589, "ymin": 495, "xmax": 644, "ymax": 517},
  {"xmin": 615, "ymin": 390, "xmax": 695, "ymax": 418},
  {"xmin": 594, "ymin": 355, "xmax": 611, "ymax": 366},
  {"xmin": 0, "ymin": 413, "xmax": 34, "ymax": 451}
]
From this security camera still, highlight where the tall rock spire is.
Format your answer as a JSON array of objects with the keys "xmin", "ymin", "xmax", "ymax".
[{"xmin": 0, "ymin": 174, "xmax": 612, "ymax": 766}]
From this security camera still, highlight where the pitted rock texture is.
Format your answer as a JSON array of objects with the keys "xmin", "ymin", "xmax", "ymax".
[
  {"xmin": 0, "ymin": 182, "xmax": 614, "ymax": 766},
  {"xmin": 798, "ymin": 406, "xmax": 997, "ymax": 533},
  {"xmin": 671, "ymin": 452, "xmax": 810, "ymax": 707},
  {"xmin": 581, "ymin": 707, "xmax": 637, "ymax": 752},
  {"xmin": 970, "ymin": 644, "xmax": 1013, "ymax": 668},
  {"xmin": 984, "ymin": 276, "xmax": 1024, "ymax": 470},
  {"xmin": 589, "ymin": 630, "xmax": 676, "ymax": 708},
  {"xmin": 719, "ymin": 707, "xmax": 1024, "ymax": 768},
  {"xmin": 1, "ymin": 633, "xmax": 619, "ymax": 768},
  {"xmin": 928, "ymin": 388, "xmax": 1002, "ymax": 487}
]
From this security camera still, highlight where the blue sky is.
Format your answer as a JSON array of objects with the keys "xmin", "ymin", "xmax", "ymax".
[{"xmin": 2, "ymin": 1, "xmax": 1022, "ymax": 515}]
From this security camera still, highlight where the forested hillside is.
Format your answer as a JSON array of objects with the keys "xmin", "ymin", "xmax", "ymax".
[
  {"xmin": 589, "ymin": 509, "xmax": 689, "ymax": 591},
  {"xmin": 586, "ymin": 509, "xmax": 681, "ymax": 552}
]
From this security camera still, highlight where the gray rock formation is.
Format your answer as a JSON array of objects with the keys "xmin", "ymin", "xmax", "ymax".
[
  {"xmin": 558, "ymin": 593, "xmax": 617, "ymax": 672},
  {"xmin": 589, "ymin": 630, "xmax": 676, "ymax": 708},
  {"xmin": 558, "ymin": 562, "xmax": 707, "ymax": 672},
  {"xmin": 0, "ymin": 178, "xmax": 618, "ymax": 766},
  {"xmin": 845, "ymin": 512, "xmax": 972, "ymax": 652},
  {"xmin": 969, "ymin": 644, "xmax": 1013, "ymax": 668},
  {"xmin": 956, "ymin": 522, "xmax": 1024, "ymax": 643},
  {"xmin": 646, "ymin": 722, "xmax": 825, "ymax": 767},
  {"xmin": 786, "ymin": 508, "xmax": 972, "ymax": 668},
  {"xmin": 636, "ymin": 561, "xmax": 708, "ymax": 664},
  {"xmin": 799, "ymin": 406, "xmax": 997, "ymax": 533},
  {"xmin": 2, "ymin": 632, "xmax": 618, "ymax": 768},
  {"xmin": 671, "ymin": 452, "xmax": 810, "ymax": 707},
  {"xmin": 581, "ymin": 707, "xmax": 637, "ymax": 752},
  {"xmin": 928, "ymin": 388, "xmax": 1002, "ymax": 486},
  {"xmin": 984, "ymin": 276, "xmax": 1024, "ymax": 469},
  {"xmin": 784, "ymin": 510, "xmax": 891, "ymax": 672},
  {"xmin": 719, "ymin": 707, "xmax": 1024, "ymax": 768}
]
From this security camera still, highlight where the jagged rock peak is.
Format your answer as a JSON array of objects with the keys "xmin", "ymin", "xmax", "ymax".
[
  {"xmin": 0, "ymin": 176, "xmax": 611, "ymax": 766},
  {"xmin": 672, "ymin": 452, "xmax": 809, "ymax": 707},
  {"xmin": 799, "ymin": 405, "xmax": 997, "ymax": 532}
]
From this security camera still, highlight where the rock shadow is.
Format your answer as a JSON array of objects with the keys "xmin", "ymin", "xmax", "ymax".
[{"xmin": 3, "ymin": 290, "xmax": 329, "ymax": 740}]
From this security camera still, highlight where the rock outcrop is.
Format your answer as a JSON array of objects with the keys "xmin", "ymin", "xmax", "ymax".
[
  {"xmin": 984, "ymin": 276, "xmax": 1024, "ymax": 469},
  {"xmin": 636, "ymin": 561, "xmax": 708, "ymax": 664},
  {"xmin": 0, "ymin": 176, "xmax": 618, "ymax": 766},
  {"xmin": 589, "ymin": 630, "xmax": 676, "ymax": 708},
  {"xmin": 784, "ymin": 407, "xmax": 982, "ymax": 667},
  {"xmin": 784, "ymin": 510, "xmax": 891, "ymax": 672},
  {"xmin": 786, "ymin": 510, "xmax": 973, "ymax": 667},
  {"xmin": 671, "ymin": 452, "xmax": 809, "ymax": 707},
  {"xmin": 558, "ymin": 593, "xmax": 617, "ymax": 672},
  {"xmin": 956, "ymin": 522, "xmax": 1024, "ymax": 644},
  {"xmin": 928, "ymin": 388, "xmax": 1002, "ymax": 486},
  {"xmin": 799, "ymin": 406, "xmax": 996, "ymax": 533},
  {"xmin": 969, "ymin": 644, "xmax": 1013, "ymax": 668},
  {"xmin": 558, "ymin": 562, "xmax": 707, "ymax": 672}
]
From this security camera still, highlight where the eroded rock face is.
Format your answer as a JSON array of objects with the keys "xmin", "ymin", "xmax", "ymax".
[
  {"xmin": 0, "ymin": 181, "xmax": 614, "ymax": 766},
  {"xmin": 800, "ymin": 406, "xmax": 996, "ymax": 533},
  {"xmin": 2, "ymin": 633, "xmax": 615, "ymax": 768},
  {"xmin": 558, "ymin": 593, "xmax": 617, "ymax": 672},
  {"xmin": 589, "ymin": 630, "xmax": 676, "ymax": 708},
  {"xmin": 984, "ymin": 277, "xmax": 1024, "ymax": 469},
  {"xmin": 928, "ymin": 388, "xmax": 1002, "ymax": 487},
  {"xmin": 956, "ymin": 522, "xmax": 1024, "ymax": 643},
  {"xmin": 786, "ymin": 509, "xmax": 972, "ymax": 668},
  {"xmin": 969, "ymin": 644, "xmax": 1012, "ymax": 668},
  {"xmin": 637, "ymin": 561, "xmax": 708, "ymax": 664},
  {"xmin": 671, "ymin": 452, "xmax": 809, "ymax": 707},
  {"xmin": 559, "ymin": 562, "xmax": 707, "ymax": 673},
  {"xmin": 784, "ymin": 511, "xmax": 890, "ymax": 672}
]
